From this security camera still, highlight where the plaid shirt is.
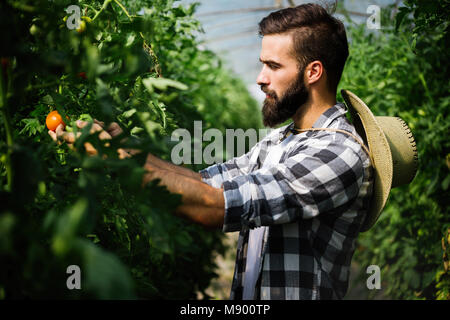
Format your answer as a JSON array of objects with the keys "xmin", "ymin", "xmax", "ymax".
[{"xmin": 199, "ymin": 103, "xmax": 374, "ymax": 300}]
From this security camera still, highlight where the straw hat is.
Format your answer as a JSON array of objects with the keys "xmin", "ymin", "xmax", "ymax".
[{"xmin": 340, "ymin": 90, "xmax": 419, "ymax": 232}]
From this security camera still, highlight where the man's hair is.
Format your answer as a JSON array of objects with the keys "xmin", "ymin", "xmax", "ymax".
[{"xmin": 258, "ymin": 3, "xmax": 349, "ymax": 93}]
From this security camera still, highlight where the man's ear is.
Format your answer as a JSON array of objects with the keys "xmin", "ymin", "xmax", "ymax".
[{"xmin": 306, "ymin": 60, "xmax": 324, "ymax": 85}]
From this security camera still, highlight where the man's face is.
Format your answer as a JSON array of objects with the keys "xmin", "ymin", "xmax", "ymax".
[{"xmin": 256, "ymin": 33, "xmax": 309, "ymax": 127}]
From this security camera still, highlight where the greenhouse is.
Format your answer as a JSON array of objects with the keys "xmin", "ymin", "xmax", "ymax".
[{"xmin": 0, "ymin": 0, "xmax": 448, "ymax": 308}]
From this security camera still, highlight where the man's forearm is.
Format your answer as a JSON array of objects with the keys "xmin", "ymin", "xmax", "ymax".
[
  {"xmin": 175, "ymin": 205, "xmax": 224, "ymax": 229},
  {"xmin": 143, "ymin": 166, "xmax": 224, "ymax": 228},
  {"xmin": 145, "ymin": 153, "xmax": 202, "ymax": 180}
]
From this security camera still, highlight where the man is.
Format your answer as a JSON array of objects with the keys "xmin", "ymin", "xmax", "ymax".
[{"xmin": 50, "ymin": 4, "xmax": 373, "ymax": 300}]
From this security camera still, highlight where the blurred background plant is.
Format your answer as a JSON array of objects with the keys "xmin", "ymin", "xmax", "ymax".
[
  {"xmin": 338, "ymin": 0, "xmax": 449, "ymax": 300},
  {"xmin": 0, "ymin": 0, "xmax": 261, "ymax": 299}
]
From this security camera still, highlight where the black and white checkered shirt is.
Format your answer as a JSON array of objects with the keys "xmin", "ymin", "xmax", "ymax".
[{"xmin": 199, "ymin": 103, "xmax": 374, "ymax": 300}]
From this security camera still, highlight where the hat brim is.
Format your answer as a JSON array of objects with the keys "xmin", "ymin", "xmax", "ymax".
[{"xmin": 341, "ymin": 90, "xmax": 393, "ymax": 232}]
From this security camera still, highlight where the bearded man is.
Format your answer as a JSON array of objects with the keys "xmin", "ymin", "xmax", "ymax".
[
  {"xmin": 194, "ymin": 3, "xmax": 373, "ymax": 300},
  {"xmin": 51, "ymin": 4, "xmax": 374, "ymax": 300}
]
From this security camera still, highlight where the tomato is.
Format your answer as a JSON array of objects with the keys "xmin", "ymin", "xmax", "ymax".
[
  {"xmin": 46, "ymin": 110, "xmax": 66, "ymax": 131},
  {"xmin": 1, "ymin": 58, "xmax": 9, "ymax": 80},
  {"xmin": 78, "ymin": 72, "xmax": 87, "ymax": 79},
  {"xmin": 1, "ymin": 57, "xmax": 9, "ymax": 71},
  {"xmin": 76, "ymin": 20, "xmax": 86, "ymax": 33},
  {"xmin": 81, "ymin": 16, "xmax": 92, "ymax": 23},
  {"xmin": 75, "ymin": 17, "xmax": 90, "ymax": 33},
  {"xmin": 29, "ymin": 24, "xmax": 39, "ymax": 36}
]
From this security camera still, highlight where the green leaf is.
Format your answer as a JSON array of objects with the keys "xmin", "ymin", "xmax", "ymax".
[
  {"xmin": 79, "ymin": 114, "xmax": 93, "ymax": 122},
  {"xmin": 0, "ymin": 212, "xmax": 16, "ymax": 253},
  {"xmin": 58, "ymin": 198, "xmax": 89, "ymax": 238},
  {"xmin": 76, "ymin": 240, "xmax": 136, "ymax": 299},
  {"xmin": 123, "ymin": 108, "xmax": 136, "ymax": 118},
  {"xmin": 52, "ymin": 198, "xmax": 89, "ymax": 256},
  {"xmin": 395, "ymin": 7, "xmax": 411, "ymax": 32},
  {"xmin": 142, "ymin": 77, "xmax": 188, "ymax": 93},
  {"xmin": 442, "ymin": 175, "xmax": 450, "ymax": 190},
  {"xmin": 42, "ymin": 95, "xmax": 54, "ymax": 105},
  {"xmin": 149, "ymin": 101, "xmax": 167, "ymax": 128},
  {"xmin": 19, "ymin": 118, "xmax": 44, "ymax": 136}
]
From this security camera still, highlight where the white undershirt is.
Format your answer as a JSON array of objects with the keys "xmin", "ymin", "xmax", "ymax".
[{"xmin": 242, "ymin": 134, "xmax": 294, "ymax": 299}]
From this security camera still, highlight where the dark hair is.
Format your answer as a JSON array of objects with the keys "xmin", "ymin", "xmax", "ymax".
[{"xmin": 258, "ymin": 3, "xmax": 349, "ymax": 93}]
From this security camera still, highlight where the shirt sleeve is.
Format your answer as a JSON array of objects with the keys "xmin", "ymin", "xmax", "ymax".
[
  {"xmin": 199, "ymin": 141, "xmax": 262, "ymax": 189},
  {"xmin": 221, "ymin": 138, "xmax": 366, "ymax": 232}
]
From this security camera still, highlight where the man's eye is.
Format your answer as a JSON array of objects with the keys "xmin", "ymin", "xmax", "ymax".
[{"xmin": 268, "ymin": 64, "xmax": 279, "ymax": 70}]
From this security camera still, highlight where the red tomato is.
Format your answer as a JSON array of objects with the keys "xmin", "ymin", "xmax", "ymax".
[
  {"xmin": 78, "ymin": 72, "xmax": 87, "ymax": 79},
  {"xmin": 1, "ymin": 58, "xmax": 9, "ymax": 68},
  {"xmin": 1, "ymin": 57, "xmax": 9, "ymax": 79},
  {"xmin": 46, "ymin": 110, "xmax": 66, "ymax": 131}
]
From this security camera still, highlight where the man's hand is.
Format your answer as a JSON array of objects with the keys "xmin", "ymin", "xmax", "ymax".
[
  {"xmin": 48, "ymin": 120, "xmax": 131, "ymax": 159},
  {"xmin": 48, "ymin": 119, "xmax": 224, "ymax": 228},
  {"xmin": 92, "ymin": 119, "xmax": 123, "ymax": 138},
  {"xmin": 93, "ymin": 119, "xmax": 143, "ymax": 157}
]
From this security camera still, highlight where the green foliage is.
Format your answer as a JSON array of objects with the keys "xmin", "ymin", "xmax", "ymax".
[
  {"xmin": 395, "ymin": 0, "xmax": 450, "ymax": 51},
  {"xmin": 435, "ymin": 228, "xmax": 450, "ymax": 300},
  {"xmin": 0, "ymin": 0, "xmax": 261, "ymax": 299},
  {"xmin": 338, "ymin": 3, "xmax": 449, "ymax": 299}
]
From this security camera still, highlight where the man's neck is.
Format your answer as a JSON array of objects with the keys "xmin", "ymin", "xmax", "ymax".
[{"xmin": 292, "ymin": 91, "xmax": 337, "ymax": 130}]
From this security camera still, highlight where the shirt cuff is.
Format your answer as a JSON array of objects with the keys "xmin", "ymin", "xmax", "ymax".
[
  {"xmin": 199, "ymin": 169, "xmax": 213, "ymax": 185},
  {"xmin": 198, "ymin": 164, "xmax": 226, "ymax": 189},
  {"xmin": 222, "ymin": 175, "xmax": 254, "ymax": 233}
]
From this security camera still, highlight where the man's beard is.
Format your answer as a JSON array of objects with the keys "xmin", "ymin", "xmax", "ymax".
[{"xmin": 261, "ymin": 69, "xmax": 309, "ymax": 128}]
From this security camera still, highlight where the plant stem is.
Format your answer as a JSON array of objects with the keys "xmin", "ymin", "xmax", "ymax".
[
  {"xmin": 113, "ymin": 0, "xmax": 132, "ymax": 21},
  {"xmin": 1, "ymin": 109, "xmax": 13, "ymax": 192},
  {"xmin": 25, "ymin": 80, "xmax": 60, "ymax": 92},
  {"xmin": 140, "ymin": 33, "xmax": 163, "ymax": 77},
  {"xmin": 0, "ymin": 62, "xmax": 13, "ymax": 192},
  {"xmin": 92, "ymin": 0, "xmax": 112, "ymax": 21}
]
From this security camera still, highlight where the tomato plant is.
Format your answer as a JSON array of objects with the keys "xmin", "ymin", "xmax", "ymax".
[{"xmin": 0, "ymin": 0, "xmax": 261, "ymax": 299}]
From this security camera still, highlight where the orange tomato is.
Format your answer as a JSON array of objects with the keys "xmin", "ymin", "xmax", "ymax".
[{"xmin": 46, "ymin": 110, "xmax": 66, "ymax": 131}]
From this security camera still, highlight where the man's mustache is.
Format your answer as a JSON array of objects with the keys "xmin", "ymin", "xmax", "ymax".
[{"xmin": 260, "ymin": 85, "xmax": 277, "ymax": 99}]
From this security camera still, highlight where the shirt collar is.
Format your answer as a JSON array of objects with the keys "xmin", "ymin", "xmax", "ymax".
[
  {"xmin": 279, "ymin": 102, "xmax": 348, "ymax": 141},
  {"xmin": 311, "ymin": 102, "xmax": 348, "ymax": 128}
]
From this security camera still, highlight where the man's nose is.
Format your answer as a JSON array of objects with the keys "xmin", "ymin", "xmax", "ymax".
[{"xmin": 256, "ymin": 69, "xmax": 269, "ymax": 86}]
